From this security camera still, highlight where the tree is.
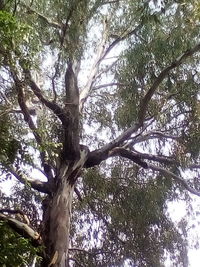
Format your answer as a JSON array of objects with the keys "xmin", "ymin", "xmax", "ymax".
[{"xmin": 0, "ymin": 0, "xmax": 200, "ymax": 266}]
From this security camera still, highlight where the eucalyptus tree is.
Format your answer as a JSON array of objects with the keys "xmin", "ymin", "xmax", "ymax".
[{"xmin": 0, "ymin": 0, "xmax": 200, "ymax": 266}]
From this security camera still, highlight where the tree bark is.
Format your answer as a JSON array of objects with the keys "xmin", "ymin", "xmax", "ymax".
[
  {"xmin": 41, "ymin": 146, "xmax": 88, "ymax": 266},
  {"xmin": 42, "ymin": 177, "xmax": 74, "ymax": 267}
]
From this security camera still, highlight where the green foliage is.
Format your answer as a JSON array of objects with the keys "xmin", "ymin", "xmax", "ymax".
[
  {"xmin": 0, "ymin": 115, "xmax": 19, "ymax": 165},
  {"xmin": 71, "ymin": 163, "xmax": 188, "ymax": 266},
  {"xmin": 0, "ymin": 222, "xmax": 39, "ymax": 266}
]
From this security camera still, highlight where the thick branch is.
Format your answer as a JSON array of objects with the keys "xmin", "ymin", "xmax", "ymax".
[
  {"xmin": 0, "ymin": 213, "xmax": 42, "ymax": 247},
  {"xmin": 131, "ymin": 151, "xmax": 175, "ymax": 165},
  {"xmin": 79, "ymin": 18, "xmax": 109, "ymax": 111},
  {"xmin": 85, "ymin": 123, "xmax": 141, "ymax": 167},
  {"xmin": 5, "ymin": 165, "xmax": 50, "ymax": 194},
  {"xmin": 11, "ymin": 69, "xmax": 53, "ymax": 180},
  {"xmin": 108, "ymin": 147, "xmax": 148, "ymax": 168},
  {"xmin": 148, "ymin": 163, "xmax": 200, "ymax": 197},
  {"xmin": 138, "ymin": 43, "xmax": 200, "ymax": 123},
  {"xmin": 0, "ymin": 209, "xmax": 30, "ymax": 225},
  {"xmin": 24, "ymin": 70, "xmax": 67, "ymax": 125},
  {"xmin": 79, "ymin": 23, "xmax": 142, "ymax": 111},
  {"xmin": 12, "ymin": 72, "xmax": 42, "ymax": 145},
  {"xmin": 61, "ymin": 61, "xmax": 80, "ymax": 160}
]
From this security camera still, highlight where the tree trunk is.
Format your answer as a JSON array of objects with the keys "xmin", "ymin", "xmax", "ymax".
[
  {"xmin": 42, "ymin": 170, "xmax": 74, "ymax": 267},
  {"xmin": 41, "ymin": 147, "xmax": 89, "ymax": 266}
]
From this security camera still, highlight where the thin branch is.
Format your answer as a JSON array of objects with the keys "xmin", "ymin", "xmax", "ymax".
[
  {"xmin": 59, "ymin": 7, "xmax": 74, "ymax": 46},
  {"xmin": 0, "ymin": 91, "xmax": 12, "ymax": 105},
  {"xmin": 148, "ymin": 163, "xmax": 200, "ymax": 197},
  {"xmin": 128, "ymin": 131, "xmax": 179, "ymax": 146},
  {"xmin": 95, "ymin": 59, "xmax": 119, "ymax": 82},
  {"xmin": 101, "ymin": 0, "xmax": 121, "ymax": 5},
  {"xmin": 5, "ymin": 108, "xmax": 36, "ymax": 115},
  {"xmin": 21, "ymin": 3, "xmax": 61, "ymax": 29},
  {"xmin": 147, "ymin": 131, "xmax": 179, "ymax": 140},
  {"xmin": 69, "ymin": 247, "xmax": 110, "ymax": 256},
  {"xmin": 0, "ymin": 213, "xmax": 42, "ymax": 247},
  {"xmin": 93, "ymin": 82, "xmax": 128, "ymax": 90},
  {"xmin": 51, "ymin": 55, "xmax": 61, "ymax": 102},
  {"xmin": 100, "ymin": 23, "xmax": 142, "ymax": 63},
  {"xmin": 12, "ymin": 72, "xmax": 41, "ymax": 144},
  {"xmin": 138, "ymin": 43, "xmax": 200, "ymax": 123}
]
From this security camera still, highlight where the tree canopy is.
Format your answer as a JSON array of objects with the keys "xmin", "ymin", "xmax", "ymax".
[{"xmin": 0, "ymin": 0, "xmax": 200, "ymax": 266}]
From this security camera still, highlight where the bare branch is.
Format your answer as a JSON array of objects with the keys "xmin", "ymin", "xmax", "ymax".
[
  {"xmin": 148, "ymin": 163, "xmax": 200, "ymax": 197},
  {"xmin": 0, "ymin": 209, "xmax": 30, "ymax": 225},
  {"xmin": 93, "ymin": 82, "xmax": 128, "ymax": 90},
  {"xmin": 0, "ymin": 213, "xmax": 42, "ymax": 247},
  {"xmin": 1, "ymin": 108, "xmax": 36, "ymax": 115},
  {"xmin": 101, "ymin": 0, "xmax": 121, "ymax": 5},
  {"xmin": 100, "ymin": 24, "xmax": 142, "ymax": 63},
  {"xmin": 11, "ymin": 71, "xmax": 42, "ymax": 145},
  {"xmin": 108, "ymin": 147, "xmax": 148, "ymax": 168},
  {"xmin": 5, "ymin": 165, "xmax": 50, "ymax": 194},
  {"xmin": 10, "ymin": 69, "xmax": 53, "ymax": 180},
  {"xmin": 59, "ymin": 8, "xmax": 74, "ymax": 46},
  {"xmin": 24, "ymin": 70, "xmax": 67, "ymax": 125},
  {"xmin": 127, "ymin": 131, "xmax": 179, "ymax": 147},
  {"xmin": 85, "ymin": 122, "xmax": 141, "ymax": 168},
  {"xmin": 79, "ymin": 18, "xmax": 109, "ymax": 111},
  {"xmin": 80, "ymin": 22, "xmax": 143, "ymax": 111},
  {"xmin": 138, "ymin": 43, "xmax": 200, "ymax": 123},
  {"xmin": 79, "ymin": 18, "xmax": 143, "ymax": 111},
  {"xmin": 131, "ymin": 150, "xmax": 175, "ymax": 165},
  {"xmin": 69, "ymin": 247, "xmax": 110, "ymax": 256}
]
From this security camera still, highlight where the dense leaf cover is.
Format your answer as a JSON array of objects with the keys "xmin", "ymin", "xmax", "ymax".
[{"xmin": 0, "ymin": 0, "xmax": 200, "ymax": 266}]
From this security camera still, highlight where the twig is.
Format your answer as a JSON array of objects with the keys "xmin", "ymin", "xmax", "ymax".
[{"xmin": 148, "ymin": 163, "xmax": 200, "ymax": 197}]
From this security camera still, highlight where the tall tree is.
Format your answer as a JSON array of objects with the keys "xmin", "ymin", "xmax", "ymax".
[{"xmin": 0, "ymin": 0, "xmax": 200, "ymax": 266}]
